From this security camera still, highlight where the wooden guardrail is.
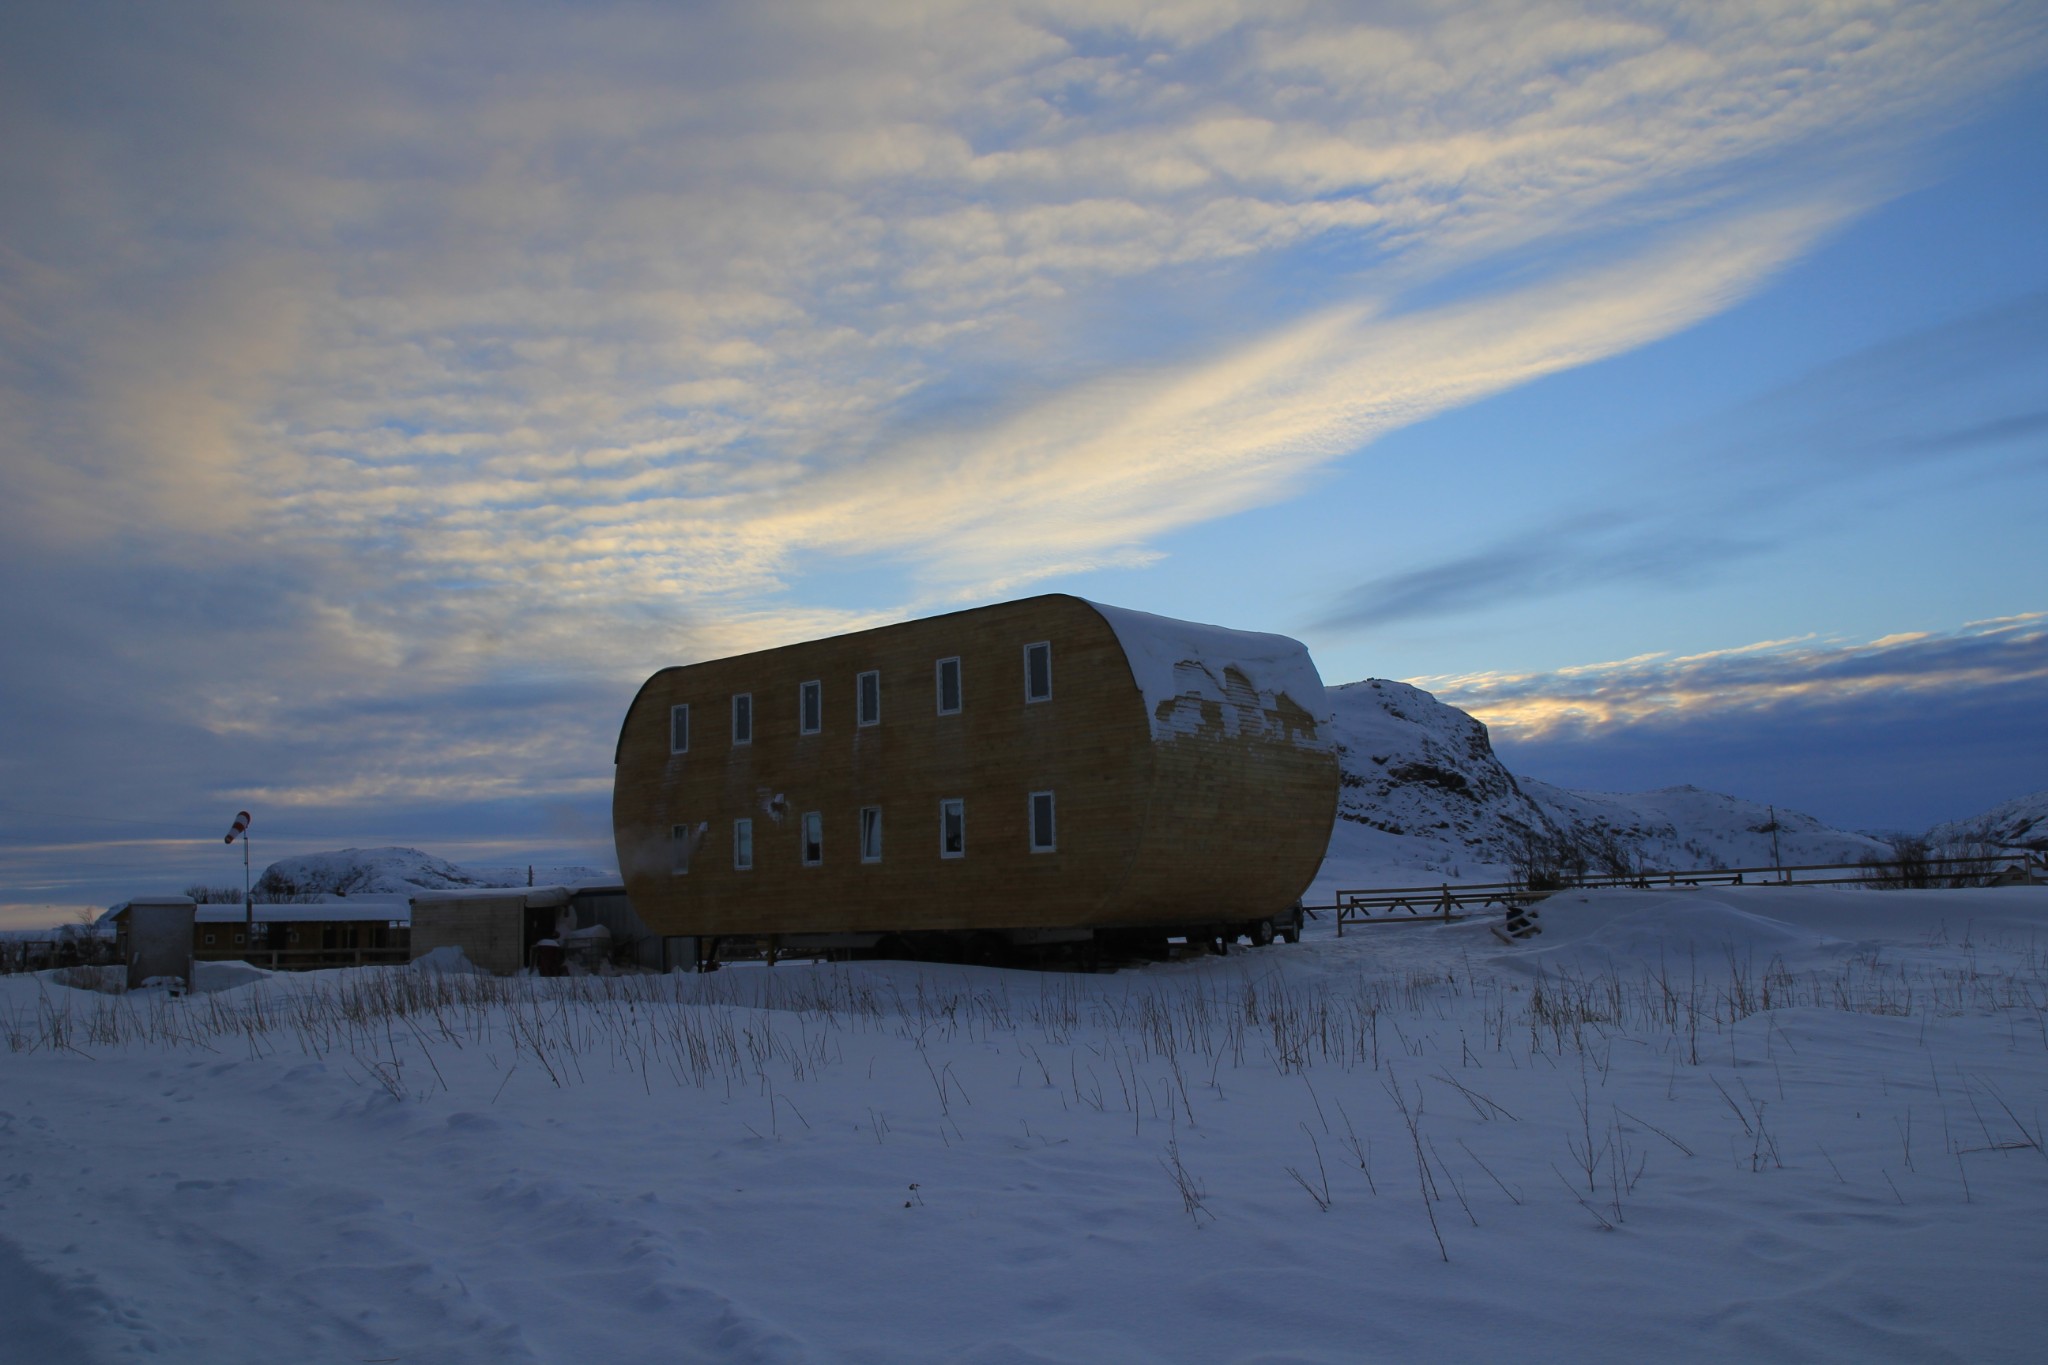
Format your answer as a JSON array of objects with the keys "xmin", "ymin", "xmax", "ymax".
[{"xmin": 1326, "ymin": 852, "xmax": 2044, "ymax": 935}]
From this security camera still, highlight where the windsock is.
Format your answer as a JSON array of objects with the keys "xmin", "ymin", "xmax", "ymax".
[{"xmin": 225, "ymin": 810, "xmax": 252, "ymax": 844}]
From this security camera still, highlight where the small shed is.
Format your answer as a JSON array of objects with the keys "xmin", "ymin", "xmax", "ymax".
[
  {"xmin": 409, "ymin": 887, "xmax": 571, "ymax": 976},
  {"xmin": 569, "ymin": 884, "xmax": 664, "ymax": 969},
  {"xmin": 114, "ymin": 896, "xmax": 196, "ymax": 989},
  {"xmin": 407, "ymin": 885, "xmax": 652, "ymax": 975}
]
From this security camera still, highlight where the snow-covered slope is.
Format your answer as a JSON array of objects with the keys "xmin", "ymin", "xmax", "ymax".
[
  {"xmin": 256, "ymin": 847, "xmax": 613, "ymax": 897},
  {"xmin": 8, "ymin": 886, "xmax": 2048, "ymax": 1363},
  {"xmin": 1928, "ymin": 790, "xmax": 2048, "ymax": 851},
  {"xmin": 1323, "ymin": 679, "xmax": 1550, "ymax": 876},
  {"xmin": 1519, "ymin": 779, "xmax": 1892, "ymax": 870},
  {"xmin": 1318, "ymin": 677, "xmax": 1893, "ymax": 886}
]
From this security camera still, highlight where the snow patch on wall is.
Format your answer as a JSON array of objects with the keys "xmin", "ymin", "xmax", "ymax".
[{"xmin": 1087, "ymin": 601, "xmax": 1332, "ymax": 749}]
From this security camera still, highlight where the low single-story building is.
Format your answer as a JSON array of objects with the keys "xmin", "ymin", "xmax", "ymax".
[{"xmin": 101, "ymin": 897, "xmax": 412, "ymax": 970}]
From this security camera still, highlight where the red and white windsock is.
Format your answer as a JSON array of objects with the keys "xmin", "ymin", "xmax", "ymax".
[{"xmin": 224, "ymin": 810, "xmax": 252, "ymax": 845}]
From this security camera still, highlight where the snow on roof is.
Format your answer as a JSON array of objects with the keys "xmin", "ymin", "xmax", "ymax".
[
  {"xmin": 100, "ymin": 898, "xmax": 414, "ymax": 926},
  {"xmin": 1086, "ymin": 600, "xmax": 1331, "ymax": 748},
  {"xmin": 193, "ymin": 898, "xmax": 412, "ymax": 925}
]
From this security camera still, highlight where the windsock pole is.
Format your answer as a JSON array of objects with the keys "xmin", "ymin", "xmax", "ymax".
[{"xmin": 225, "ymin": 811, "xmax": 253, "ymax": 941}]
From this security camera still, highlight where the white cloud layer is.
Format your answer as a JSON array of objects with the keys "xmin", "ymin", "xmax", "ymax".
[{"xmin": 1, "ymin": 0, "xmax": 2044, "ymax": 847}]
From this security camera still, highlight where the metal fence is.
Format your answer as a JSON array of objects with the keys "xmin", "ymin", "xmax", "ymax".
[{"xmin": 1323, "ymin": 851, "xmax": 2045, "ymax": 934}]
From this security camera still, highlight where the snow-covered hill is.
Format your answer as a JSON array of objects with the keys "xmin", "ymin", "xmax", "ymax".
[
  {"xmin": 1519, "ymin": 779, "xmax": 1892, "ymax": 870},
  {"xmin": 1323, "ymin": 679, "xmax": 1551, "ymax": 876},
  {"xmin": 255, "ymin": 847, "xmax": 613, "ymax": 898},
  {"xmin": 1317, "ymin": 677, "xmax": 1892, "ymax": 887},
  {"xmin": 1927, "ymin": 790, "xmax": 2048, "ymax": 851},
  {"xmin": 238, "ymin": 704, "xmax": 2020, "ymax": 903}
]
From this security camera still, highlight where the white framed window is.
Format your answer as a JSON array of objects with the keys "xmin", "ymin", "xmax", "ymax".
[
  {"xmin": 732, "ymin": 693, "xmax": 753, "ymax": 746},
  {"xmin": 800, "ymin": 680, "xmax": 822, "ymax": 735},
  {"xmin": 733, "ymin": 818, "xmax": 754, "ymax": 871},
  {"xmin": 857, "ymin": 670, "xmax": 881, "ymax": 727},
  {"xmin": 801, "ymin": 811, "xmax": 823, "ymax": 866},
  {"xmin": 936, "ymin": 656, "xmax": 962, "ymax": 715},
  {"xmin": 203, "ymin": 932, "xmax": 216, "ymax": 946},
  {"xmin": 670, "ymin": 703, "xmax": 691, "ymax": 753},
  {"xmin": 860, "ymin": 806, "xmax": 883, "ymax": 863},
  {"xmin": 1024, "ymin": 642, "xmax": 1052, "ymax": 703},
  {"xmin": 939, "ymin": 798, "xmax": 965, "ymax": 859},
  {"xmin": 672, "ymin": 823, "xmax": 694, "ymax": 875},
  {"xmin": 1029, "ymin": 790, "xmax": 1056, "ymax": 853}
]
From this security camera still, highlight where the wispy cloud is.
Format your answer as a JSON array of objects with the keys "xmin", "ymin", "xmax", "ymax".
[
  {"xmin": 1417, "ymin": 613, "xmax": 2048, "ymax": 739},
  {"xmin": 1317, "ymin": 516, "xmax": 1775, "ymax": 632},
  {"xmin": 2, "ymin": 2, "xmax": 2044, "ymax": 881},
  {"xmin": 1315, "ymin": 290, "xmax": 2048, "ymax": 631}
]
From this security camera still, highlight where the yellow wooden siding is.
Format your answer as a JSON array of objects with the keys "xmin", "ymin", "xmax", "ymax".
[{"xmin": 612, "ymin": 595, "xmax": 1335, "ymax": 938}]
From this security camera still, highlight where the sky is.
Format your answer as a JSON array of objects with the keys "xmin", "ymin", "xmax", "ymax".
[{"xmin": 3, "ymin": 1, "xmax": 2045, "ymax": 916}]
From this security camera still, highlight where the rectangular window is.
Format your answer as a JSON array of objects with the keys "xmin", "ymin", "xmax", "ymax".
[
  {"xmin": 732, "ymin": 693, "xmax": 753, "ymax": 746},
  {"xmin": 936, "ymin": 656, "xmax": 962, "ymax": 715},
  {"xmin": 857, "ymin": 670, "xmax": 881, "ymax": 727},
  {"xmin": 672, "ymin": 823, "xmax": 693, "ymax": 875},
  {"xmin": 800, "ymin": 680, "xmax": 822, "ymax": 735},
  {"xmin": 1030, "ymin": 790, "xmax": 1056, "ymax": 853},
  {"xmin": 203, "ymin": 933, "xmax": 216, "ymax": 946},
  {"xmin": 939, "ymin": 798, "xmax": 965, "ymax": 859},
  {"xmin": 802, "ymin": 811, "xmax": 823, "ymax": 866},
  {"xmin": 670, "ymin": 703, "xmax": 691, "ymax": 753},
  {"xmin": 733, "ymin": 818, "xmax": 754, "ymax": 871},
  {"xmin": 1024, "ymin": 642, "xmax": 1052, "ymax": 702},
  {"xmin": 860, "ymin": 806, "xmax": 883, "ymax": 863}
]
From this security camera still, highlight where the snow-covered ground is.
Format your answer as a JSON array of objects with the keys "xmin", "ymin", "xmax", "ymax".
[{"xmin": 5, "ymin": 884, "xmax": 2046, "ymax": 1363}]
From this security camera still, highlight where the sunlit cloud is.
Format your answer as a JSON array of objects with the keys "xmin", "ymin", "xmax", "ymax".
[
  {"xmin": 2, "ymin": 1, "xmax": 2044, "ymax": 890},
  {"xmin": 764, "ymin": 200, "xmax": 1845, "ymax": 599},
  {"xmin": 1418, "ymin": 614, "xmax": 2048, "ymax": 740}
]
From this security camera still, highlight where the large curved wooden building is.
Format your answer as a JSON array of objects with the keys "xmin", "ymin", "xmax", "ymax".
[{"xmin": 612, "ymin": 595, "xmax": 1337, "ymax": 959}]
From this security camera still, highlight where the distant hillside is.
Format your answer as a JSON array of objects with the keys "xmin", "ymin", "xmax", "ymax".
[
  {"xmin": 253, "ymin": 847, "xmax": 614, "ymax": 898},
  {"xmin": 1519, "ymin": 779, "xmax": 1892, "ymax": 870},
  {"xmin": 1319, "ymin": 677, "xmax": 1893, "ymax": 884},
  {"xmin": 228, "ymin": 714, "xmax": 2031, "ymax": 902},
  {"xmin": 1926, "ymin": 790, "xmax": 2048, "ymax": 852}
]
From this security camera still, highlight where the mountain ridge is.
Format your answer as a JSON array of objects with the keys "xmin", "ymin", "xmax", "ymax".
[
  {"xmin": 231, "ymin": 683, "xmax": 2026, "ymax": 900},
  {"xmin": 1318, "ymin": 677, "xmax": 1896, "ymax": 887}
]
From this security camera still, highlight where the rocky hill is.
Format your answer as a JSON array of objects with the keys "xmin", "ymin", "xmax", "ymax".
[
  {"xmin": 1317, "ymin": 677, "xmax": 1893, "ymax": 887},
  {"xmin": 1927, "ymin": 790, "xmax": 2048, "ymax": 852},
  {"xmin": 231, "ymin": 702, "xmax": 2027, "ymax": 902},
  {"xmin": 1324, "ymin": 679, "xmax": 1553, "ymax": 873},
  {"xmin": 1519, "ymin": 779, "xmax": 1892, "ymax": 871},
  {"xmin": 253, "ymin": 847, "xmax": 614, "ymax": 898}
]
